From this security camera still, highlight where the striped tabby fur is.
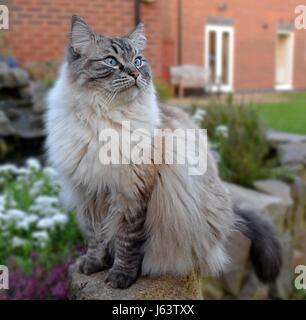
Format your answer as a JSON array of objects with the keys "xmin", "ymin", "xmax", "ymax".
[{"xmin": 45, "ymin": 16, "xmax": 281, "ymax": 289}]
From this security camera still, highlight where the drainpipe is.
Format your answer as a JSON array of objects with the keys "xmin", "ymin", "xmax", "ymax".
[
  {"xmin": 178, "ymin": 0, "xmax": 183, "ymax": 65},
  {"xmin": 135, "ymin": 0, "xmax": 141, "ymax": 25}
]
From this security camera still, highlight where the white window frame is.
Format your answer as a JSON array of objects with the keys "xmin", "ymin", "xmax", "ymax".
[
  {"xmin": 205, "ymin": 24, "xmax": 235, "ymax": 93},
  {"xmin": 275, "ymin": 30, "xmax": 295, "ymax": 91}
]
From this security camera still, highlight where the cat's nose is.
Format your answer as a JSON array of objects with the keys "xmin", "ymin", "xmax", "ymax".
[{"xmin": 129, "ymin": 70, "xmax": 140, "ymax": 79}]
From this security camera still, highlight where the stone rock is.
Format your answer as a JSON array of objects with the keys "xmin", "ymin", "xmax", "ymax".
[
  {"xmin": 200, "ymin": 276, "xmax": 225, "ymax": 300},
  {"xmin": 0, "ymin": 110, "xmax": 15, "ymax": 136},
  {"xmin": 270, "ymin": 235, "xmax": 293, "ymax": 299},
  {"xmin": 0, "ymin": 61, "xmax": 10, "ymax": 74},
  {"xmin": 279, "ymin": 143, "xmax": 306, "ymax": 166},
  {"xmin": 291, "ymin": 178, "xmax": 306, "ymax": 246},
  {"xmin": 282, "ymin": 164, "xmax": 305, "ymax": 179},
  {"xmin": 69, "ymin": 259, "xmax": 201, "ymax": 300},
  {"xmin": 12, "ymin": 112, "xmax": 45, "ymax": 139},
  {"xmin": 253, "ymin": 179, "xmax": 293, "ymax": 208},
  {"xmin": 0, "ymin": 63, "xmax": 30, "ymax": 89},
  {"xmin": 0, "ymin": 61, "xmax": 47, "ymax": 139},
  {"xmin": 225, "ymin": 182, "xmax": 290, "ymax": 233},
  {"xmin": 266, "ymin": 130, "xmax": 306, "ymax": 147},
  {"xmin": 30, "ymin": 81, "xmax": 49, "ymax": 113},
  {"xmin": 293, "ymin": 249, "xmax": 306, "ymax": 266},
  {"xmin": 222, "ymin": 230, "xmax": 251, "ymax": 296},
  {"xmin": 239, "ymin": 273, "xmax": 269, "ymax": 300}
]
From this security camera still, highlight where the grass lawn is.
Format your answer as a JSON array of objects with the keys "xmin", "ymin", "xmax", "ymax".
[{"xmin": 255, "ymin": 92, "xmax": 306, "ymax": 135}]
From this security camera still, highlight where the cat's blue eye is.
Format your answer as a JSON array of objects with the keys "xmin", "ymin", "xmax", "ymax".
[
  {"xmin": 134, "ymin": 57, "xmax": 143, "ymax": 68},
  {"xmin": 104, "ymin": 57, "xmax": 118, "ymax": 67}
]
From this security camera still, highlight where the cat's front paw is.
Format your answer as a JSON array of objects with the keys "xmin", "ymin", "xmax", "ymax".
[
  {"xmin": 104, "ymin": 268, "xmax": 138, "ymax": 289},
  {"xmin": 78, "ymin": 255, "xmax": 104, "ymax": 275}
]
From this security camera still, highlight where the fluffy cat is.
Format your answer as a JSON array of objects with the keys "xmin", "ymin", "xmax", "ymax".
[{"xmin": 45, "ymin": 16, "xmax": 282, "ymax": 289}]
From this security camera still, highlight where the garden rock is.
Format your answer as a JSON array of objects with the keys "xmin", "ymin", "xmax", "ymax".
[
  {"xmin": 253, "ymin": 179, "xmax": 293, "ymax": 208},
  {"xmin": 222, "ymin": 230, "xmax": 251, "ymax": 296},
  {"xmin": 270, "ymin": 235, "xmax": 293, "ymax": 299},
  {"xmin": 278, "ymin": 142, "xmax": 306, "ymax": 166},
  {"xmin": 238, "ymin": 273, "xmax": 269, "ymax": 300},
  {"xmin": 0, "ymin": 110, "xmax": 15, "ymax": 136},
  {"xmin": 291, "ymin": 178, "xmax": 306, "ymax": 246},
  {"xmin": 266, "ymin": 130, "xmax": 306, "ymax": 147},
  {"xmin": 0, "ymin": 60, "xmax": 48, "ymax": 139},
  {"xmin": 0, "ymin": 63, "xmax": 30, "ymax": 89},
  {"xmin": 69, "ymin": 259, "xmax": 201, "ymax": 300},
  {"xmin": 225, "ymin": 182, "xmax": 290, "ymax": 233}
]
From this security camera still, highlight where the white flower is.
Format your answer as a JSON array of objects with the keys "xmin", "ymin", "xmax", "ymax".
[
  {"xmin": 52, "ymin": 213, "xmax": 68, "ymax": 225},
  {"xmin": 15, "ymin": 214, "xmax": 38, "ymax": 230},
  {"xmin": 30, "ymin": 180, "xmax": 45, "ymax": 197},
  {"xmin": 215, "ymin": 125, "xmax": 229, "ymax": 138},
  {"xmin": 30, "ymin": 205, "xmax": 61, "ymax": 217},
  {"xmin": 5, "ymin": 209, "xmax": 27, "ymax": 221},
  {"xmin": 12, "ymin": 236, "xmax": 28, "ymax": 248},
  {"xmin": 32, "ymin": 231, "xmax": 49, "ymax": 247},
  {"xmin": 0, "ymin": 164, "xmax": 18, "ymax": 174},
  {"xmin": 0, "ymin": 194, "xmax": 5, "ymax": 211},
  {"xmin": 37, "ymin": 217, "xmax": 55, "ymax": 229},
  {"xmin": 35, "ymin": 196, "xmax": 59, "ymax": 207},
  {"xmin": 26, "ymin": 158, "xmax": 41, "ymax": 171},
  {"xmin": 16, "ymin": 168, "xmax": 31, "ymax": 176},
  {"xmin": 192, "ymin": 109, "xmax": 206, "ymax": 125},
  {"xmin": 32, "ymin": 231, "xmax": 49, "ymax": 241}
]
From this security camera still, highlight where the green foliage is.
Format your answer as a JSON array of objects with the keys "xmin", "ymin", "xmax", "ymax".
[
  {"xmin": 43, "ymin": 77, "xmax": 56, "ymax": 89},
  {"xmin": 0, "ymin": 139, "xmax": 9, "ymax": 159},
  {"xmin": 0, "ymin": 160, "xmax": 82, "ymax": 273},
  {"xmin": 196, "ymin": 97, "xmax": 282, "ymax": 187},
  {"xmin": 154, "ymin": 79, "xmax": 173, "ymax": 102}
]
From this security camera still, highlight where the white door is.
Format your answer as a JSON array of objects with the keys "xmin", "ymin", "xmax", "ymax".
[
  {"xmin": 275, "ymin": 31, "xmax": 294, "ymax": 91},
  {"xmin": 205, "ymin": 25, "xmax": 234, "ymax": 92}
]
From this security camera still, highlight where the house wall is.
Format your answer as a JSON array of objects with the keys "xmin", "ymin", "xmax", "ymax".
[
  {"xmin": 181, "ymin": 0, "xmax": 306, "ymax": 91},
  {"xmin": 2, "ymin": 0, "xmax": 165, "ymax": 79},
  {"xmin": 2, "ymin": 0, "xmax": 306, "ymax": 91}
]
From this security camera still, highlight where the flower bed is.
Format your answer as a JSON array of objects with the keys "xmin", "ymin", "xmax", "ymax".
[{"xmin": 0, "ymin": 159, "xmax": 82, "ymax": 299}]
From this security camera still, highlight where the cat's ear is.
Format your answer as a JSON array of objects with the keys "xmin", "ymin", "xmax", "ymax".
[
  {"xmin": 127, "ymin": 22, "xmax": 147, "ymax": 51},
  {"xmin": 70, "ymin": 15, "xmax": 93, "ymax": 55}
]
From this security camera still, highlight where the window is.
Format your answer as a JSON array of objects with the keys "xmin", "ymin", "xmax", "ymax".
[{"xmin": 205, "ymin": 24, "xmax": 234, "ymax": 92}]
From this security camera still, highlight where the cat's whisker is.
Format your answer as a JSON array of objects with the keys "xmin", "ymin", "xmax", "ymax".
[{"xmin": 112, "ymin": 78, "xmax": 130, "ymax": 84}]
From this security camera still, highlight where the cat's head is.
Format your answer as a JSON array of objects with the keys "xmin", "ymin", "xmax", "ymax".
[{"xmin": 66, "ymin": 15, "xmax": 152, "ymax": 103}]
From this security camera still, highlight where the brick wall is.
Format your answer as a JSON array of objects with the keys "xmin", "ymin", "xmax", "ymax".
[
  {"xmin": 2, "ymin": 0, "xmax": 164, "ymax": 79},
  {"xmin": 181, "ymin": 0, "xmax": 306, "ymax": 91},
  {"xmin": 2, "ymin": 0, "xmax": 306, "ymax": 91}
]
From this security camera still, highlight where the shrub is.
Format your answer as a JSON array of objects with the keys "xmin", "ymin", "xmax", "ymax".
[
  {"xmin": 154, "ymin": 79, "xmax": 173, "ymax": 102},
  {"xmin": 0, "ymin": 159, "xmax": 83, "ymax": 299},
  {"xmin": 194, "ymin": 97, "xmax": 279, "ymax": 187}
]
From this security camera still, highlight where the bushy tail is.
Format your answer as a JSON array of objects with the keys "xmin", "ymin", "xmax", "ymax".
[{"xmin": 234, "ymin": 207, "xmax": 282, "ymax": 283}]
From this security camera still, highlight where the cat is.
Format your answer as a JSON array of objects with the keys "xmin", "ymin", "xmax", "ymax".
[{"xmin": 45, "ymin": 15, "xmax": 282, "ymax": 289}]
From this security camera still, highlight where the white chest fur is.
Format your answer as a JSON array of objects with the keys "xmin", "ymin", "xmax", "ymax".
[{"xmin": 45, "ymin": 64, "xmax": 160, "ymax": 199}]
